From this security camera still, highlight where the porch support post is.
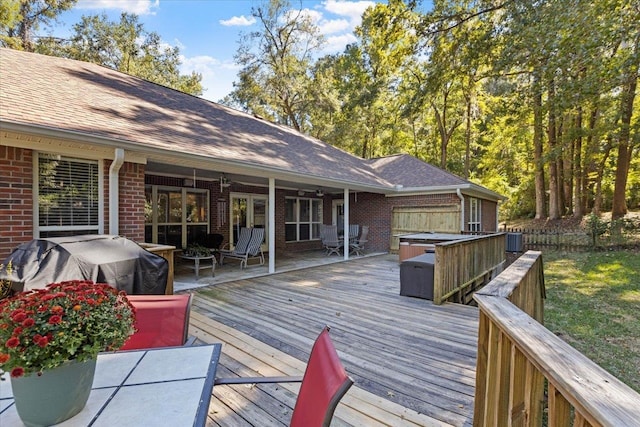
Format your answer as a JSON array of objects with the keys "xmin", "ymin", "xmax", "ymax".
[
  {"xmin": 343, "ymin": 187, "xmax": 349, "ymax": 260},
  {"xmin": 268, "ymin": 177, "xmax": 275, "ymax": 273},
  {"xmin": 108, "ymin": 148, "xmax": 125, "ymax": 235}
]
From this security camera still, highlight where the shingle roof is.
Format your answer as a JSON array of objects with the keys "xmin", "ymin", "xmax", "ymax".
[
  {"xmin": 368, "ymin": 154, "xmax": 468, "ymax": 188},
  {"xmin": 0, "ymin": 48, "xmax": 502, "ymax": 199}
]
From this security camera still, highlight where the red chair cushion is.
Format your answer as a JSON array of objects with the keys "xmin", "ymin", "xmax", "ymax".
[{"xmin": 120, "ymin": 294, "xmax": 191, "ymax": 350}]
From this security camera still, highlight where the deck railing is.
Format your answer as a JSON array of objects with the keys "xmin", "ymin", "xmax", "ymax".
[
  {"xmin": 433, "ymin": 233, "xmax": 506, "ymax": 305},
  {"xmin": 473, "ymin": 251, "xmax": 640, "ymax": 426}
]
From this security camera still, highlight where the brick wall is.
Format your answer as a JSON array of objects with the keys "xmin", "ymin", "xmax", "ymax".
[
  {"xmin": 0, "ymin": 146, "xmax": 33, "ymax": 260},
  {"xmin": 347, "ymin": 193, "xmax": 462, "ymax": 252},
  {"xmin": 118, "ymin": 162, "xmax": 146, "ymax": 241}
]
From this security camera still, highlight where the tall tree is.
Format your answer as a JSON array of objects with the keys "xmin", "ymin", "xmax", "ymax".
[
  {"xmin": 0, "ymin": 0, "xmax": 77, "ymax": 50},
  {"xmin": 47, "ymin": 13, "xmax": 203, "ymax": 96},
  {"xmin": 227, "ymin": 0, "xmax": 323, "ymax": 132}
]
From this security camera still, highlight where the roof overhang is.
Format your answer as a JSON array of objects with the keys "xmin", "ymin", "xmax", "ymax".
[
  {"xmin": 387, "ymin": 183, "xmax": 506, "ymax": 202},
  {"xmin": 0, "ymin": 120, "xmax": 391, "ymax": 193}
]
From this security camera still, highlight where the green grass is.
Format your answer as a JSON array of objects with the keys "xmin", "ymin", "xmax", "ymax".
[{"xmin": 542, "ymin": 250, "xmax": 640, "ymax": 392}]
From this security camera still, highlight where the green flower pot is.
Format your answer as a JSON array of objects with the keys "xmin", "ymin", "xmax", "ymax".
[{"xmin": 10, "ymin": 358, "xmax": 97, "ymax": 427}]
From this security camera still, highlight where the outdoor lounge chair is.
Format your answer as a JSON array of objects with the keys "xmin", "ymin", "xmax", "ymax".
[
  {"xmin": 215, "ymin": 326, "xmax": 353, "ymax": 427},
  {"xmin": 120, "ymin": 294, "xmax": 193, "ymax": 350},
  {"xmin": 350, "ymin": 225, "xmax": 369, "ymax": 256},
  {"xmin": 219, "ymin": 227, "xmax": 265, "ymax": 269}
]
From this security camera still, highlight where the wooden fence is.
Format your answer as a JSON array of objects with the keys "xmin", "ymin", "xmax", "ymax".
[
  {"xmin": 433, "ymin": 233, "xmax": 506, "ymax": 305},
  {"xmin": 501, "ymin": 227, "xmax": 640, "ymax": 251},
  {"xmin": 473, "ymin": 251, "xmax": 640, "ymax": 426}
]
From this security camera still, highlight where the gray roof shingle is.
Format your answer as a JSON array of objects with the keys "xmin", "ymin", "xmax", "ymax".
[{"xmin": 0, "ymin": 48, "xmax": 501, "ymax": 199}]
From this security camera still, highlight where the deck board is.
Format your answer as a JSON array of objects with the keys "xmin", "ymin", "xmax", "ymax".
[{"xmin": 190, "ymin": 254, "xmax": 478, "ymax": 426}]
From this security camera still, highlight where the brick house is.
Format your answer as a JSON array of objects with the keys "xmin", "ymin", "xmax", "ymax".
[{"xmin": 0, "ymin": 48, "xmax": 504, "ymax": 269}]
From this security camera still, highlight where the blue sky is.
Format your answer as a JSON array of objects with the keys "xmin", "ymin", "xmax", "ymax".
[{"xmin": 49, "ymin": 0, "xmax": 384, "ymax": 102}]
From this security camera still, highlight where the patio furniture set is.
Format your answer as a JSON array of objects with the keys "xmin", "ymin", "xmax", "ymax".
[
  {"xmin": 0, "ymin": 294, "xmax": 352, "ymax": 426},
  {"xmin": 320, "ymin": 224, "xmax": 369, "ymax": 256},
  {"xmin": 177, "ymin": 227, "xmax": 266, "ymax": 278}
]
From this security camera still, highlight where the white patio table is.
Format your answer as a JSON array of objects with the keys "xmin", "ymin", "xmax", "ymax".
[{"xmin": 0, "ymin": 344, "xmax": 222, "ymax": 426}]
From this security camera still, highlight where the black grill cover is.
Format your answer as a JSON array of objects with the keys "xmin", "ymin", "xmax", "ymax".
[{"xmin": 1, "ymin": 235, "xmax": 168, "ymax": 294}]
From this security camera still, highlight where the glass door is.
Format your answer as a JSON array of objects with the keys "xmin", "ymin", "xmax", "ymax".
[{"xmin": 230, "ymin": 193, "xmax": 268, "ymax": 250}]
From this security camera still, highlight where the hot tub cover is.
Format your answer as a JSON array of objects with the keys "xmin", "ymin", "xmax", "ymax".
[{"xmin": 1, "ymin": 235, "xmax": 168, "ymax": 294}]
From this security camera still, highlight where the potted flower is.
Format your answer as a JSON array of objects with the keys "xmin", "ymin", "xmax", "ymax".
[
  {"xmin": 183, "ymin": 243, "xmax": 212, "ymax": 257},
  {"xmin": 0, "ymin": 280, "xmax": 136, "ymax": 426}
]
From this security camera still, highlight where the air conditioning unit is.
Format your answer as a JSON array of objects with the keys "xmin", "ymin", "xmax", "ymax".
[{"xmin": 506, "ymin": 233, "xmax": 523, "ymax": 252}]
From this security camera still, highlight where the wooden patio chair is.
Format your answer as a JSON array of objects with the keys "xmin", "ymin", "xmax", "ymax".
[
  {"xmin": 219, "ymin": 227, "xmax": 265, "ymax": 269},
  {"xmin": 120, "ymin": 294, "xmax": 193, "ymax": 350},
  {"xmin": 215, "ymin": 326, "xmax": 353, "ymax": 427},
  {"xmin": 350, "ymin": 225, "xmax": 369, "ymax": 256}
]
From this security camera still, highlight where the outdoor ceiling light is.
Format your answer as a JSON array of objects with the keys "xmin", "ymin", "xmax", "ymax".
[{"xmin": 316, "ymin": 189, "xmax": 324, "ymax": 197}]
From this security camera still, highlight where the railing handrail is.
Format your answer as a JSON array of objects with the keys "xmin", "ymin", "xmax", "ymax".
[
  {"xmin": 473, "ymin": 251, "xmax": 640, "ymax": 426},
  {"xmin": 475, "ymin": 294, "xmax": 640, "ymax": 427}
]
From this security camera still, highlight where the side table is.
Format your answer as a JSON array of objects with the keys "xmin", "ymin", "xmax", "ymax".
[{"xmin": 180, "ymin": 255, "xmax": 216, "ymax": 279}]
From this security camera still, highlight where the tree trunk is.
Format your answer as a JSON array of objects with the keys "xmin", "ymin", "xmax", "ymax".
[
  {"xmin": 533, "ymin": 76, "xmax": 546, "ymax": 219},
  {"xmin": 464, "ymin": 94, "xmax": 472, "ymax": 179},
  {"xmin": 548, "ymin": 82, "xmax": 560, "ymax": 220},
  {"xmin": 593, "ymin": 138, "xmax": 612, "ymax": 215},
  {"xmin": 611, "ymin": 54, "xmax": 638, "ymax": 219},
  {"xmin": 573, "ymin": 107, "xmax": 584, "ymax": 218}
]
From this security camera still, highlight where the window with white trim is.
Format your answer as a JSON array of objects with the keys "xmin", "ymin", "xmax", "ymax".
[
  {"xmin": 37, "ymin": 153, "xmax": 101, "ymax": 238},
  {"xmin": 469, "ymin": 197, "xmax": 481, "ymax": 232},
  {"xmin": 285, "ymin": 198, "xmax": 322, "ymax": 242}
]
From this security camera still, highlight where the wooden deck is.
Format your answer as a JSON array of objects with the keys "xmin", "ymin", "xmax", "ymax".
[{"xmin": 187, "ymin": 254, "xmax": 479, "ymax": 426}]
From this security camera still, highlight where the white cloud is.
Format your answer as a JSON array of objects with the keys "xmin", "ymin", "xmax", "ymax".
[
  {"xmin": 219, "ymin": 15, "xmax": 256, "ymax": 27},
  {"xmin": 75, "ymin": 0, "xmax": 159, "ymax": 15},
  {"xmin": 180, "ymin": 55, "xmax": 241, "ymax": 102},
  {"xmin": 318, "ymin": 18, "xmax": 350, "ymax": 35},
  {"xmin": 322, "ymin": 0, "xmax": 375, "ymax": 23},
  {"xmin": 323, "ymin": 33, "xmax": 357, "ymax": 54}
]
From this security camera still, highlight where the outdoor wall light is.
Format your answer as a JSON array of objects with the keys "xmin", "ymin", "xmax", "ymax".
[{"xmin": 220, "ymin": 174, "xmax": 231, "ymax": 192}]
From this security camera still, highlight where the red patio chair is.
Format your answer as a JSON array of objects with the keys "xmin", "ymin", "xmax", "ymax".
[
  {"xmin": 120, "ymin": 294, "xmax": 193, "ymax": 350},
  {"xmin": 215, "ymin": 326, "xmax": 353, "ymax": 427}
]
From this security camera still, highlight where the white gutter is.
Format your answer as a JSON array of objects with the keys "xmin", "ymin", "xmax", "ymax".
[
  {"xmin": 109, "ymin": 148, "xmax": 125, "ymax": 235},
  {"xmin": 456, "ymin": 188, "xmax": 465, "ymax": 232}
]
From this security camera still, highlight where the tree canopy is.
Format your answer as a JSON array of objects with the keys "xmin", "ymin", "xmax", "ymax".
[
  {"xmin": 226, "ymin": 0, "xmax": 639, "ymax": 220},
  {"xmin": 1, "ymin": 2, "xmax": 202, "ymax": 96}
]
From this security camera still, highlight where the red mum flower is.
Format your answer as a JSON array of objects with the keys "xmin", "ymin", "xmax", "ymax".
[
  {"xmin": 10, "ymin": 367, "xmax": 24, "ymax": 378},
  {"xmin": 34, "ymin": 335, "xmax": 49, "ymax": 348},
  {"xmin": 0, "ymin": 353, "xmax": 10, "ymax": 364},
  {"xmin": 12, "ymin": 326, "xmax": 23, "ymax": 336},
  {"xmin": 6, "ymin": 337, "xmax": 20, "ymax": 348},
  {"xmin": 48, "ymin": 315, "xmax": 62, "ymax": 325},
  {"xmin": 21, "ymin": 318, "xmax": 35, "ymax": 328},
  {"xmin": 11, "ymin": 311, "xmax": 27, "ymax": 323}
]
